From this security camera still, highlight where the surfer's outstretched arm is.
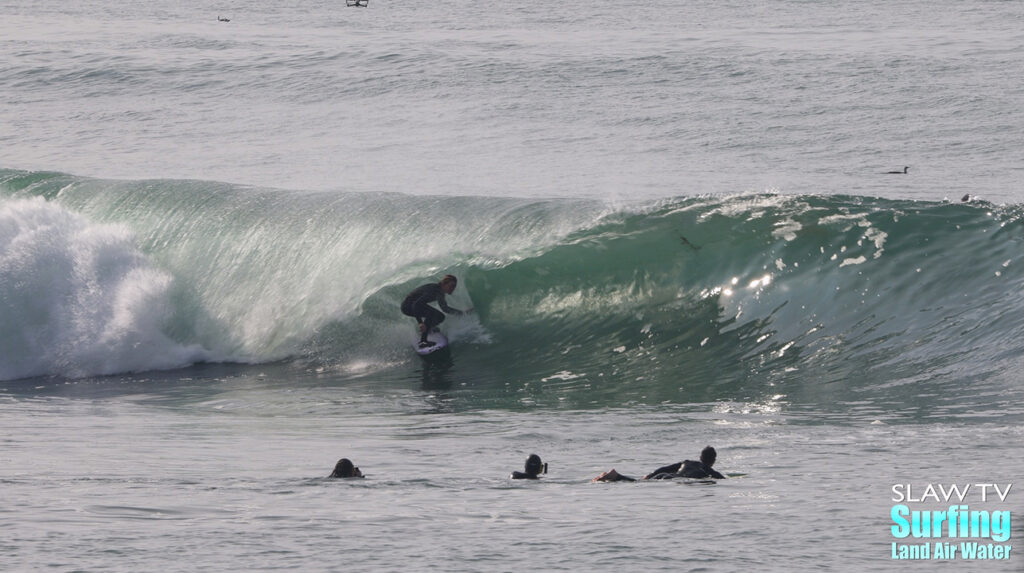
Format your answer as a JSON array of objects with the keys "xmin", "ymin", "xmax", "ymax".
[{"xmin": 436, "ymin": 294, "xmax": 464, "ymax": 315}]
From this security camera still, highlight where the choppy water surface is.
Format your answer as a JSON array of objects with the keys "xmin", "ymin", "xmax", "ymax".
[{"xmin": 2, "ymin": 370, "xmax": 1020, "ymax": 572}]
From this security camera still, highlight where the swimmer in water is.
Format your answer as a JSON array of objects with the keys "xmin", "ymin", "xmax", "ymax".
[
  {"xmin": 329, "ymin": 458, "xmax": 364, "ymax": 478},
  {"xmin": 510, "ymin": 454, "xmax": 547, "ymax": 479},
  {"xmin": 592, "ymin": 446, "xmax": 726, "ymax": 482}
]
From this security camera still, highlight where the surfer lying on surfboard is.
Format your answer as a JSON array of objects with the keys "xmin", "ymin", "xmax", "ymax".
[
  {"xmin": 401, "ymin": 274, "xmax": 470, "ymax": 348},
  {"xmin": 591, "ymin": 446, "xmax": 726, "ymax": 482}
]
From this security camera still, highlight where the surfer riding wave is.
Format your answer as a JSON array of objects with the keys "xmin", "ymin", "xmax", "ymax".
[{"xmin": 401, "ymin": 274, "xmax": 470, "ymax": 348}]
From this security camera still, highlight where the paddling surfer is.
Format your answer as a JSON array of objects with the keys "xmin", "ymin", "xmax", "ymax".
[
  {"xmin": 592, "ymin": 446, "xmax": 726, "ymax": 482},
  {"xmin": 511, "ymin": 454, "xmax": 548, "ymax": 480},
  {"xmin": 329, "ymin": 458, "xmax": 363, "ymax": 478}
]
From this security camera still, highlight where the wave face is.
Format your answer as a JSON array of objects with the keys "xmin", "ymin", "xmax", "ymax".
[
  {"xmin": 0, "ymin": 169, "xmax": 610, "ymax": 379},
  {"xmin": 4, "ymin": 169, "xmax": 1024, "ymax": 412}
]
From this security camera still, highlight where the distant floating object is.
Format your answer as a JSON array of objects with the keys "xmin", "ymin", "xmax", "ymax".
[
  {"xmin": 677, "ymin": 232, "xmax": 701, "ymax": 252},
  {"xmin": 217, "ymin": 15, "xmax": 230, "ymax": 22},
  {"xmin": 961, "ymin": 194, "xmax": 972, "ymax": 202},
  {"xmin": 887, "ymin": 166, "xmax": 910, "ymax": 174},
  {"xmin": 346, "ymin": 0, "xmax": 368, "ymax": 6}
]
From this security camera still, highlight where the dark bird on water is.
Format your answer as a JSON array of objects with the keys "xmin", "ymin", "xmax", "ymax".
[
  {"xmin": 887, "ymin": 166, "xmax": 910, "ymax": 174},
  {"xmin": 678, "ymin": 233, "xmax": 701, "ymax": 252},
  {"xmin": 217, "ymin": 15, "xmax": 230, "ymax": 22}
]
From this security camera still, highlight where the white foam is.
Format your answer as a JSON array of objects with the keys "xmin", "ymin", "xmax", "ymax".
[{"xmin": 0, "ymin": 198, "xmax": 209, "ymax": 380}]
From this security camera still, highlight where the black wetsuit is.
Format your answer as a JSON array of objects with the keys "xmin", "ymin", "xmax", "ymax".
[
  {"xmin": 511, "ymin": 454, "xmax": 545, "ymax": 479},
  {"xmin": 401, "ymin": 283, "xmax": 462, "ymax": 341},
  {"xmin": 644, "ymin": 460, "xmax": 725, "ymax": 480}
]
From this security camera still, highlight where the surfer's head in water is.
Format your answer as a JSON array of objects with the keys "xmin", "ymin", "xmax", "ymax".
[
  {"xmin": 511, "ymin": 454, "xmax": 547, "ymax": 479},
  {"xmin": 329, "ymin": 458, "xmax": 363, "ymax": 478},
  {"xmin": 700, "ymin": 446, "xmax": 717, "ymax": 467}
]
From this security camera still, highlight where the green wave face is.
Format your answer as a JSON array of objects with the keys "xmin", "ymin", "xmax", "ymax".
[
  {"xmin": 359, "ymin": 194, "xmax": 1024, "ymax": 411},
  {"xmin": 4, "ymin": 169, "xmax": 1024, "ymax": 415}
]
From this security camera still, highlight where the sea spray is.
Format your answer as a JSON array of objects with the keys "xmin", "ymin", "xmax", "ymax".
[{"xmin": 0, "ymin": 197, "xmax": 208, "ymax": 379}]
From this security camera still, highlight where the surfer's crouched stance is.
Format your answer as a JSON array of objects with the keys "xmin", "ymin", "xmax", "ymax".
[
  {"xmin": 329, "ymin": 458, "xmax": 363, "ymax": 478},
  {"xmin": 401, "ymin": 274, "xmax": 466, "ymax": 348},
  {"xmin": 511, "ymin": 454, "xmax": 547, "ymax": 480},
  {"xmin": 592, "ymin": 446, "xmax": 726, "ymax": 482}
]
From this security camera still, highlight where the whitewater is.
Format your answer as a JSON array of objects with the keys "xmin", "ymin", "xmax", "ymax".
[{"xmin": 2, "ymin": 0, "xmax": 1023, "ymax": 571}]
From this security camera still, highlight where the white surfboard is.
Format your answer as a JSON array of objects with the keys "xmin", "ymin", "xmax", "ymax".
[{"xmin": 414, "ymin": 330, "xmax": 449, "ymax": 356}]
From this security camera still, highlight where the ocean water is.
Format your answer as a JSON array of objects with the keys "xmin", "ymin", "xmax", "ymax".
[{"xmin": 2, "ymin": 0, "xmax": 1023, "ymax": 571}]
